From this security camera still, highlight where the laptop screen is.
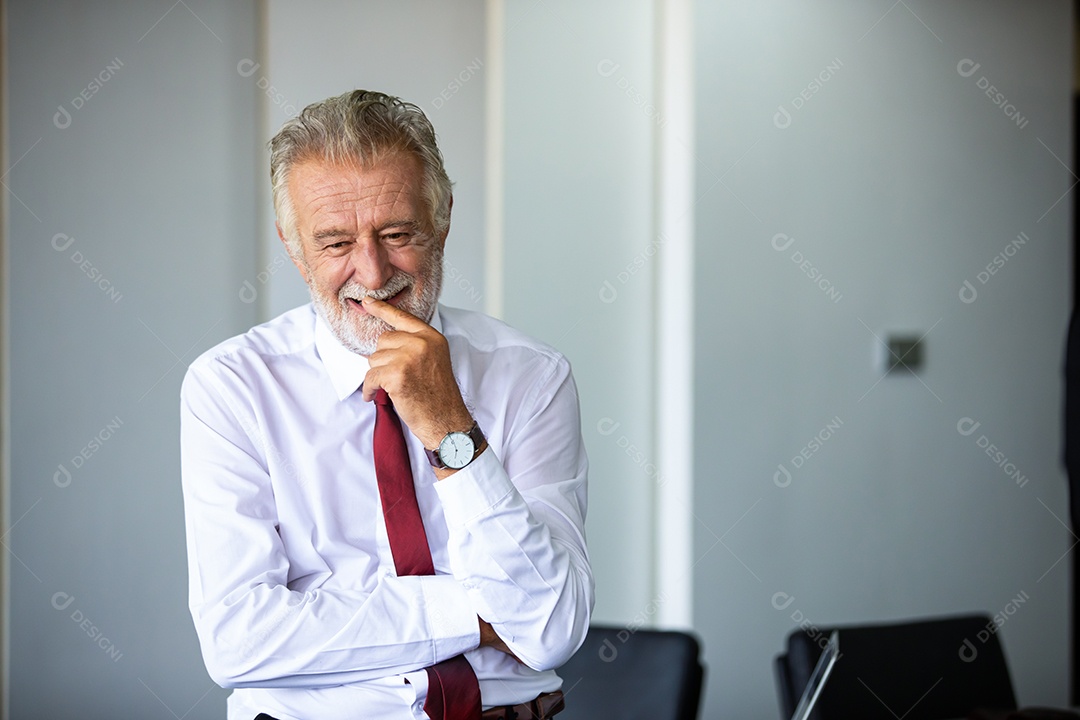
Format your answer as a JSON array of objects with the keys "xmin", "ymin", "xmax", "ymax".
[{"xmin": 790, "ymin": 630, "xmax": 841, "ymax": 720}]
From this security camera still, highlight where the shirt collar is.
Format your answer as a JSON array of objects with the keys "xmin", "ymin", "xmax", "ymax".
[{"xmin": 314, "ymin": 304, "xmax": 444, "ymax": 402}]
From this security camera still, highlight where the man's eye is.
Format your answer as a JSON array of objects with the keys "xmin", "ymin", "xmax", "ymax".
[{"xmin": 382, "ymin": 232, "xmax": 410, "ymax": 246}]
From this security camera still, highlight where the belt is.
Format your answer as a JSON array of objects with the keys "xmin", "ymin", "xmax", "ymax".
[
  {"xmin": 253, "ymin": 689, "xmax": 566, "ymax": 720},
  {"xmin": 480, "ymin": 690, "xmax": 565, "ymax": 720}
]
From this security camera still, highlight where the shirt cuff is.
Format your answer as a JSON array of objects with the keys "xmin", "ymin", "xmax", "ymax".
[
  {"xmin": 433, "ymin": 447, "xmax": 514, "ymax": 527},
  {"xmin": 417, "ymin": 575, "xmax": 481, "ymax": 660}
]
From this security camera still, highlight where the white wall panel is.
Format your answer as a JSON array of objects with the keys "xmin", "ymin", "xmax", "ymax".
[{"xmin": 500, "ymin": 0, "xmax": 659, "ymax": 623}]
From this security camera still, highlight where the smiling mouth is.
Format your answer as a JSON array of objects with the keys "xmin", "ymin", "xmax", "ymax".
[{"xmin": 346, "ymin": 288, "xmax": 406, "ymax": 311}]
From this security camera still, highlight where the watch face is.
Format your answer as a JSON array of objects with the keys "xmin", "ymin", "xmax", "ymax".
[{"xmin": 439, "ymin": 432, "xmax": 476, "ymax": 469}]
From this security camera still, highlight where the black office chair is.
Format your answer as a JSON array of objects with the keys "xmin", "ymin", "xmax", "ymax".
[
  {"xmin": 774, "ymin": 614, "xmax": 1017, "ymax": 720},
  {"xmin": 556, "ymin": 624, "xmax": 705, "ymax": 720}
]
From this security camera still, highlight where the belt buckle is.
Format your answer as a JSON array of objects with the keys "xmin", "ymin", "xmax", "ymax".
[{"xmin": 534, "ymin": 689, "xmax": 566, "ymax": 719}]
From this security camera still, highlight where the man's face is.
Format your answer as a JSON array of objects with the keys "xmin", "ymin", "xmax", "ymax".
[{"xmin": 283, "ymin": 153, "xmax": 445, "ymax": 356}]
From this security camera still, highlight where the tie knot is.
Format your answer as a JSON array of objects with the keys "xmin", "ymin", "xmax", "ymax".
[{"xmin": 374, "ymin": 388, "xmax": 392, "ymax": 406}]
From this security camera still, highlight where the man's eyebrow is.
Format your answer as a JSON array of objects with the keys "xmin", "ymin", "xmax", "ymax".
[
  {"xmin": 378, "ymin": 219, "xmax": 422, "ymax": 232},
  {"xmin": 311, "ymin": 228, "xmax": 353, "ymax": 243},
  {"xmin": 310, "ymin": 220, "xmax": 424, "ymax": 244}
]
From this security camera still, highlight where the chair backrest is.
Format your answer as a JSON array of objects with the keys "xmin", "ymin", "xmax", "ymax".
[
  {"xmin": 556, "ymin": 625, "xmax": 705, "ymax": 720},
  {"xmin": 774, "ymin": 614, "xmax": 1017, "ymax": 720}
]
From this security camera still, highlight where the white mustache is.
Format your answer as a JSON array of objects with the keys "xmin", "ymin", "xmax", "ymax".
[{"xmin": 338, "ymin": 272, "xmax": 413, "ymax": 303}]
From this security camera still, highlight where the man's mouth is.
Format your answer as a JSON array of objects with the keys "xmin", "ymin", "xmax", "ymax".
[{"xmin": 346, "ymin": 287, "xmax": 407, "ymax": 312}]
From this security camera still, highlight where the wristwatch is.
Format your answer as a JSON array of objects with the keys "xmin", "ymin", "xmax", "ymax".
[{"xmin": 425, "ymin": 423, "xmax": 485, "ymax": 470}]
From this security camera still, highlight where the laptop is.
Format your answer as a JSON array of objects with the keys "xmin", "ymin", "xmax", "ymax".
[{"xmin": 790, "ymin": 630, "xmax": 841, "ymax": 720}]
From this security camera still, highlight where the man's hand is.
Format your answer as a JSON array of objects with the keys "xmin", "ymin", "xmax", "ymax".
[
  {"xmin": 479, "ymin": 618, "xmax": 521, "ymax": 663},
  {"xmin": 361, "ymin": 297, "xmax": 475, "ymax": 469}
]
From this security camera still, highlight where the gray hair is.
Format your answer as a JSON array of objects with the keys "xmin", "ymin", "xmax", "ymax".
[{"xmin": 269, "ymin": 90, "xmax": 453, "ymax": 254}]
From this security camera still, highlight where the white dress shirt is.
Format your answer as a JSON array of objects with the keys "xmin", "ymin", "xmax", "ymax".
[{"xmin": 180, "ymin": 303, "xmax": 593, "ymax": 720}]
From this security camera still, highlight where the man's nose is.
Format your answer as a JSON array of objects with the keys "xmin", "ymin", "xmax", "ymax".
[{"xmin": 349, "ymin": 240, "xmax": 394, "ymax": 290}]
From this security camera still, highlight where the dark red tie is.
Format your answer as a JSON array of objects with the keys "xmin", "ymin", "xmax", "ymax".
[{"xmin": 373, "ymin": 389, "xmax": 482, "ymax": 720}]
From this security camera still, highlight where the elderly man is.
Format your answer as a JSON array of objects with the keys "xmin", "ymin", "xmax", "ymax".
[{"xmin": 180, "ymin": 90, "xmax": 593, "ymax": 720}]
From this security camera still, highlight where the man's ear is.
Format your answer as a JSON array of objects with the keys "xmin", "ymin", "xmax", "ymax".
[
  {"xmin": 438, "ymin": 195, "xmax": 453, "ymax": 249},
  {"xmin": 278, "ymin": 222, "xmax": 309, "ymax": 283}
]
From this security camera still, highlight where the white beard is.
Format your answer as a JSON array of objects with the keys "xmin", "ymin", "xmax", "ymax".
[{"xmin": 308, "ymin": 245, "xmax": 444, "ymax": 356}]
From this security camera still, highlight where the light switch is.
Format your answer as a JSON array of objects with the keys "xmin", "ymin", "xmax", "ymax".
[{"xmin": 883, "ymin": 334, "xmax": 923, "ymax": 374}]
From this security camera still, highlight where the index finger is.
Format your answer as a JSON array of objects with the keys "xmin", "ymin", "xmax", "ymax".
[{"xmin": 361, "ymin": 296, "xmax": 430, "ymax": 332}]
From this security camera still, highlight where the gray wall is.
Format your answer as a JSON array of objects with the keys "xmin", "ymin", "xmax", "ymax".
[
  {"xmin": 691, "ymin": 1, "xmax": 1072, "ymax": 717},
  {"xmin": 6, "ymin": 1, "xmax": 258, "ymax": 716}
]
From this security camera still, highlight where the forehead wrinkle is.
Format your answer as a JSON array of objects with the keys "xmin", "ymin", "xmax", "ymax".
[
  {"xmin": 304, "ymin": 181, "xmax": 395, "ymax": 225},
  {"xmin": 303, "ymin": 187, "xmax": 358, "ymax": 219},
  {"xmin": 294, "ymin": 171, "xmax": 360, "ymax": 224},
  {"xmin": 292, "ymin": 157, "xmax": 427, "ymax": 236},
  {"xmin": 366, "ymin": 176, "xmax": 422, "ymax": 222}
]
